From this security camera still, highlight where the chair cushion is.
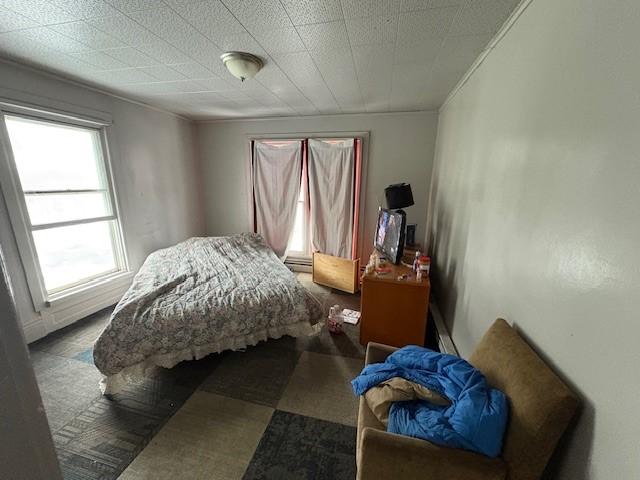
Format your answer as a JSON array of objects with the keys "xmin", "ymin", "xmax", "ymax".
[{"xmin": 469, "ymin": 319, "xmax": 579, "ymax": 480}]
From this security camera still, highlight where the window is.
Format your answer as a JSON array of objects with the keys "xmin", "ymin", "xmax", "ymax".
[
  {"xmin": 0, "ymin": 109, "xmax": 127, "ymax": 304},
  {"xmin": 287, "ymin": 181, "xmax": 310, "ymax": 257}
]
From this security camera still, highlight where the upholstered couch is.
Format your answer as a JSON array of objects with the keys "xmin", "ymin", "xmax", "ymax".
[{"xmin": 356, "ymin": 319, "xmax": 578, "ymax": 480}]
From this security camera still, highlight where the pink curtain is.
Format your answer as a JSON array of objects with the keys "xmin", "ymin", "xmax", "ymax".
[
  {"xmin": 252, "ymin": 140, "xmax": 302, "ymax": 257},
  {"xmin": 308, "ymin": 139, "xmax": 355, "ymax": 259}
]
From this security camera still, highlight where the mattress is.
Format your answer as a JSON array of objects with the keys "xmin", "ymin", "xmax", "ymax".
[{"xmin": 94, "ymin": 233, "xmax": 323, "ymax": 394}]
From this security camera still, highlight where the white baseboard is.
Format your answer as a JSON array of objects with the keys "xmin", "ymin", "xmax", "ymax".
[
  {"xmin": 22, "ymin": 320, "xmax": 47, "ymax": 344},
  {"xmin": 24, "ymin": 276, "xmax": 130, "ymax": 343}
]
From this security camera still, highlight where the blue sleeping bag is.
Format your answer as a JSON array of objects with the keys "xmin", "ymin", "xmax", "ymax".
[{"xmin": 351, "ymin": 346, "xmax": 508, "ymax": 457}]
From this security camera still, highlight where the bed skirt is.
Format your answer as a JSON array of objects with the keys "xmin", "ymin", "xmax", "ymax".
[{"xmin": 100, "ymin": 321, "xmax": 317, "ymax": 395}]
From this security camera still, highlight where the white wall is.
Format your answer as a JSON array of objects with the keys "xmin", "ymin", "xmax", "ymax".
[
  {"xmin": 0, "ymin": 60, "xmax": 205, "ymax": 342},
  {"xmin": 428, "ymin": 0, "xmax": 640, "ymax": 478},
  {"xmin": 196, "ymin": 111, "xmax": 438, "ymax": 260},
  {"xmin": 0, "ymin": 253, "xmax": 61, "ymax": 479}
]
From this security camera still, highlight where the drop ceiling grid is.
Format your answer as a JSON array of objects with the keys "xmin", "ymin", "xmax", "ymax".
[{"xmin": 0, "ymin": 0, "xmax": 521, "ymax": 119}]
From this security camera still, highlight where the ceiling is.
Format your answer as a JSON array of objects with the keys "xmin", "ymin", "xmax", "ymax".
[{"xmin": 0, "ymin": 0, "xmax": 520, "ymax": 120}]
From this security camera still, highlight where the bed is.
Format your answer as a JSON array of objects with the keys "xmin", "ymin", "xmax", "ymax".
[{"xmin": 94, "ymin": 233, "xmax": 323, "ymax": 394}]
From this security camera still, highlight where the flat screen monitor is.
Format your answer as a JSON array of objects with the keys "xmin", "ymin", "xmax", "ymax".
[{"xmin": 374, "ymin": 208, "xmax": 406, "ymax": 264}]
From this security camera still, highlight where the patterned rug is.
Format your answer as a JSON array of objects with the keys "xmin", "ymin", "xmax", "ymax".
[{"xmin": 29, "ymin": 273, "xmax": 366, "ymax": 480}]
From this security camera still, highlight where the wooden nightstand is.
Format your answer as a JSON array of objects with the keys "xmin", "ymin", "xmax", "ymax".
[{"xmin": 359, "ymin": 262, "xmax": 430, "ymax": 348}]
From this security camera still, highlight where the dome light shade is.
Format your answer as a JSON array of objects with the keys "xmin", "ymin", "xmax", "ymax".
[{"xmin": 221, "ymin": 51, "xmax": 263, "ymax": 82}]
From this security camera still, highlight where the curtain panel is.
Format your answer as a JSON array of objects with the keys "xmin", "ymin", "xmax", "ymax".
[
  {"xmin": 308, "ymin": 138, "xmax": 355, "ymax": 259},
  {"xmin": 252, "ymin": 140, "xmax": 302, "ymax": 257}
]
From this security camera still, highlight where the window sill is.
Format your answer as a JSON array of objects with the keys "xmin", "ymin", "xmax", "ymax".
[{"xmin": 44, "ymin": 270, "xmax": 133, "ymax": 312}]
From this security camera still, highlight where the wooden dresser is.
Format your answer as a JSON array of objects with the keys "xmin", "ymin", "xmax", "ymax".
[{"xmin": 359, "ymin": 262, "xmax": 430, "ymax": 348}]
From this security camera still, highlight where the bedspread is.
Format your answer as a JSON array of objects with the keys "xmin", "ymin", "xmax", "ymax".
[{"xmin": 94, "ymin": 233, "xmax": 323, "ymax": 394}]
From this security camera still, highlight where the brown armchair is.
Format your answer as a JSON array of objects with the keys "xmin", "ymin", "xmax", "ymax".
[{"xmin": 356, "ymin": 319, "xmax": 579, "ymax": 480}]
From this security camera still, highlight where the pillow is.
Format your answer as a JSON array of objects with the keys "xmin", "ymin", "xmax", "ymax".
[{"xmin": 364, "ymin": 376, "xmax": 450, "ymax": 426}]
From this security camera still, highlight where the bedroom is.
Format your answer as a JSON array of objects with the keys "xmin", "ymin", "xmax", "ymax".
[{"xmin": 0, "ymin": 0, "xmax": 638, "ymax": 479}]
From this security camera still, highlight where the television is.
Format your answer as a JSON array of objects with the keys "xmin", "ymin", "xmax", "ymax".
[{"xmin": 374, "ymin": 208, "xmax": 406, "ymax": 264}]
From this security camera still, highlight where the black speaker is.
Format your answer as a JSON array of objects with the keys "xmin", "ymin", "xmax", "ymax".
[{"xmin": 385, "ymin": 183, "xmax": 414, "ymax": 210}]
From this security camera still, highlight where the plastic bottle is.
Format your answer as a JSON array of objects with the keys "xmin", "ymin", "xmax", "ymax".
[{"xmin": 327, "ymin": 304, "xmax": 344, "ymax": 334}]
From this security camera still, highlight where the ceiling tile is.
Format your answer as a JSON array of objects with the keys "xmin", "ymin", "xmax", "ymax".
[
  {"xmin": 89, "ymin": 13, "xmax": 159, "ymax": 45},
  {"xmin": 280, "ymin": 0, "xmax": 342, "ymax": 25},
  {"xmin": 46, "ymin": 52, "xmax": 97, "ymax": 73},
  {"xmin": 49, "ymin": 0, "xmax": 120, "ymax": 19},
  {"xmin": 310, "ymin": 46, "xmax": 353, "ymax": 74},
  {"xmin": 139, "ymin": 64, "xmax": 187, "ymax": 81},
  {"xmin": 194, "ymin": 54, "xmax": 230, "ymax": 78},
  {"xmin": 136, "ymin": 40, "xmax": 192, "ymax": 64},
  {"xmin": 106, "ymin": 0, "xmax": 159, "ymax": 12},
  {"xmin": 0, "ymin": 7, "xmax": 39, "ymax": 32},
  {"xmin": 221, "ymin": 0, "xmax": 293, "ymax": 33},
  {"xmin": 400, "ymin": 0, "xmax": 462, "ymax": 11},
  {"xmin": 297, "ymin": 83, "xmax": 340, "ymax": 113},
  {"xmin": 0, "ymin": 29, "xmax": 56, "ymax": 57},
  {"xmin": 394, "ymin": 38, "xmax": 441, "ymax": 66},
  {"xmin": 360, "ymin": 76, "xmax": 391, "ymax": 100},
  {"xmin": 121, "ymin": 82, "xmax": 179, "ymax": 95},
  {"xmin": 256, "ymin": 62, "xmax": 298, "ymax": 95},
  {"xmin": 340, "ymin": 0, "xmax": 400, "ymax": 19},
  {"xmin": 298, "ymin": 21, "xmax": 349, "ymax": 52},
  {"xmin": 253, "ymin": 27, "xmax": 305, "ymax": 55},
  {"xmin": 272, "ymin": 51, "xmax": 322, "ymax": 86},
  {"xmin": 352, "ymin": 43, "xmax": 394, "ymax": 76},
  {"xmin": 102, "ymin": 46, "xmax": 161, "ymax": 67},
  {"xmin": 216, "ymin": 89, "xmax": 253, "ymax": 101},
  {"xmin": 216, "ymin": 32, "xmax": 266, "ymax": 56},
  {"xmin": 346, "ymin": 14, "xmax": 397, "ymax": 46},
  {"xmin": 128, "ymin": 79, "xmax": 210, "ymax": 95},
  {"xmin": 449, "ymin": 0, "xmax": 519, "ymax": 36},
  {"xmin": 20, "ymin": 26, "xmax": 89, "ymax": 53},
  {"xmin": 0, "ymin": 0, "xmax": 79, "ymax": 24},
  {"xmin": 91, "ymin": 66, "xmax": 155, "ymax": 83},
  {"xmin": 397, "ymin": 6, "xmax": 459, "ymax": 44},
  {"xmin": 50, "ymin": 21, "xmax": 124, "ymax": 49},
  {"xmin": 233, "ymin": 83, "xmax": 285, "ymax": 106},
  {"xmin": 195, "ymin": 76, "xmax": 233, "ymax": 91},
  {"xmin": 391, "ymin": 62, "xmax": 431, "ymax": 95},
  {"xmin": 170, "ymin": 62, "xmax": 215, "ymax": 79},
  {"xmin": 127, "ymin": 7, "xmax": 202, "ymax": 51},
  {"xmin": 171, "ymin": 0, "xmax": 245, "ymax": 44},
  {"xmin": 69, "ymin": 49, "xmax": 129, "ymax": 69}
]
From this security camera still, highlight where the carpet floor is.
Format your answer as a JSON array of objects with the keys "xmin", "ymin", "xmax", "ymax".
[{"xmin": 29, "ymin": 273, "xmax": 364, "ymax": 480}]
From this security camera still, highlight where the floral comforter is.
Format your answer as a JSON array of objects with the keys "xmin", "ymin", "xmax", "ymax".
[{"xmin": 94, "ymin": 233, "xmax": 323, "ymax": 394}]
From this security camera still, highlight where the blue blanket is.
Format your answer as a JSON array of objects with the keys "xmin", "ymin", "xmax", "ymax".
[{"xmin": 352, "ymin": 346, "xmax": 508, "ymax": 457}]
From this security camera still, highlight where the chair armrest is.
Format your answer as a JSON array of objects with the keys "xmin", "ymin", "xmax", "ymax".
[
  {"xmin": 358, "ymin": 427, "xmax": 506, "ymax": 480},
  {"xmin": 365, "ymin": 342, "xmax": 398, "ymax": 365}
]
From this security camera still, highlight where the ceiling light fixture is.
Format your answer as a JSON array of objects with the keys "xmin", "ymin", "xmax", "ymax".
[{"xmin": 220, "ymin": 51, "xmax": 263, "ymax": 82}]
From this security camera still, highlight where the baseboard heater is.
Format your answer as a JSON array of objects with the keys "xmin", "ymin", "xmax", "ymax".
[
  {"xmin": 285, "ymin": 256, "xmax": 312, "ymax": 273},
  {"xmin": 429, "ymin": 300, "xmax": 459, "ymax": 356}
]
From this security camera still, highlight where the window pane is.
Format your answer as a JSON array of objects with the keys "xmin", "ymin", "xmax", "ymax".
[
  {"xmin": 25, "ymin": 192, "xmax": 112, "ymax": 226},
  {"xmin": 32, "ymin": 221, "xmax": 118, "ymax": 292},
  {"xmin": 5, "ymin": 115, "xmax": 104, "ymax": 191},
  {"xmin": 288, "ymin": 201, "xmax": 305, "ymax": 253}
]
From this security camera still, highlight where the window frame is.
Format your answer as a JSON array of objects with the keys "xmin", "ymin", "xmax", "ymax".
[{"xmin": 0, "ymin": 100, "xmax": 129, "ymax": 311}]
